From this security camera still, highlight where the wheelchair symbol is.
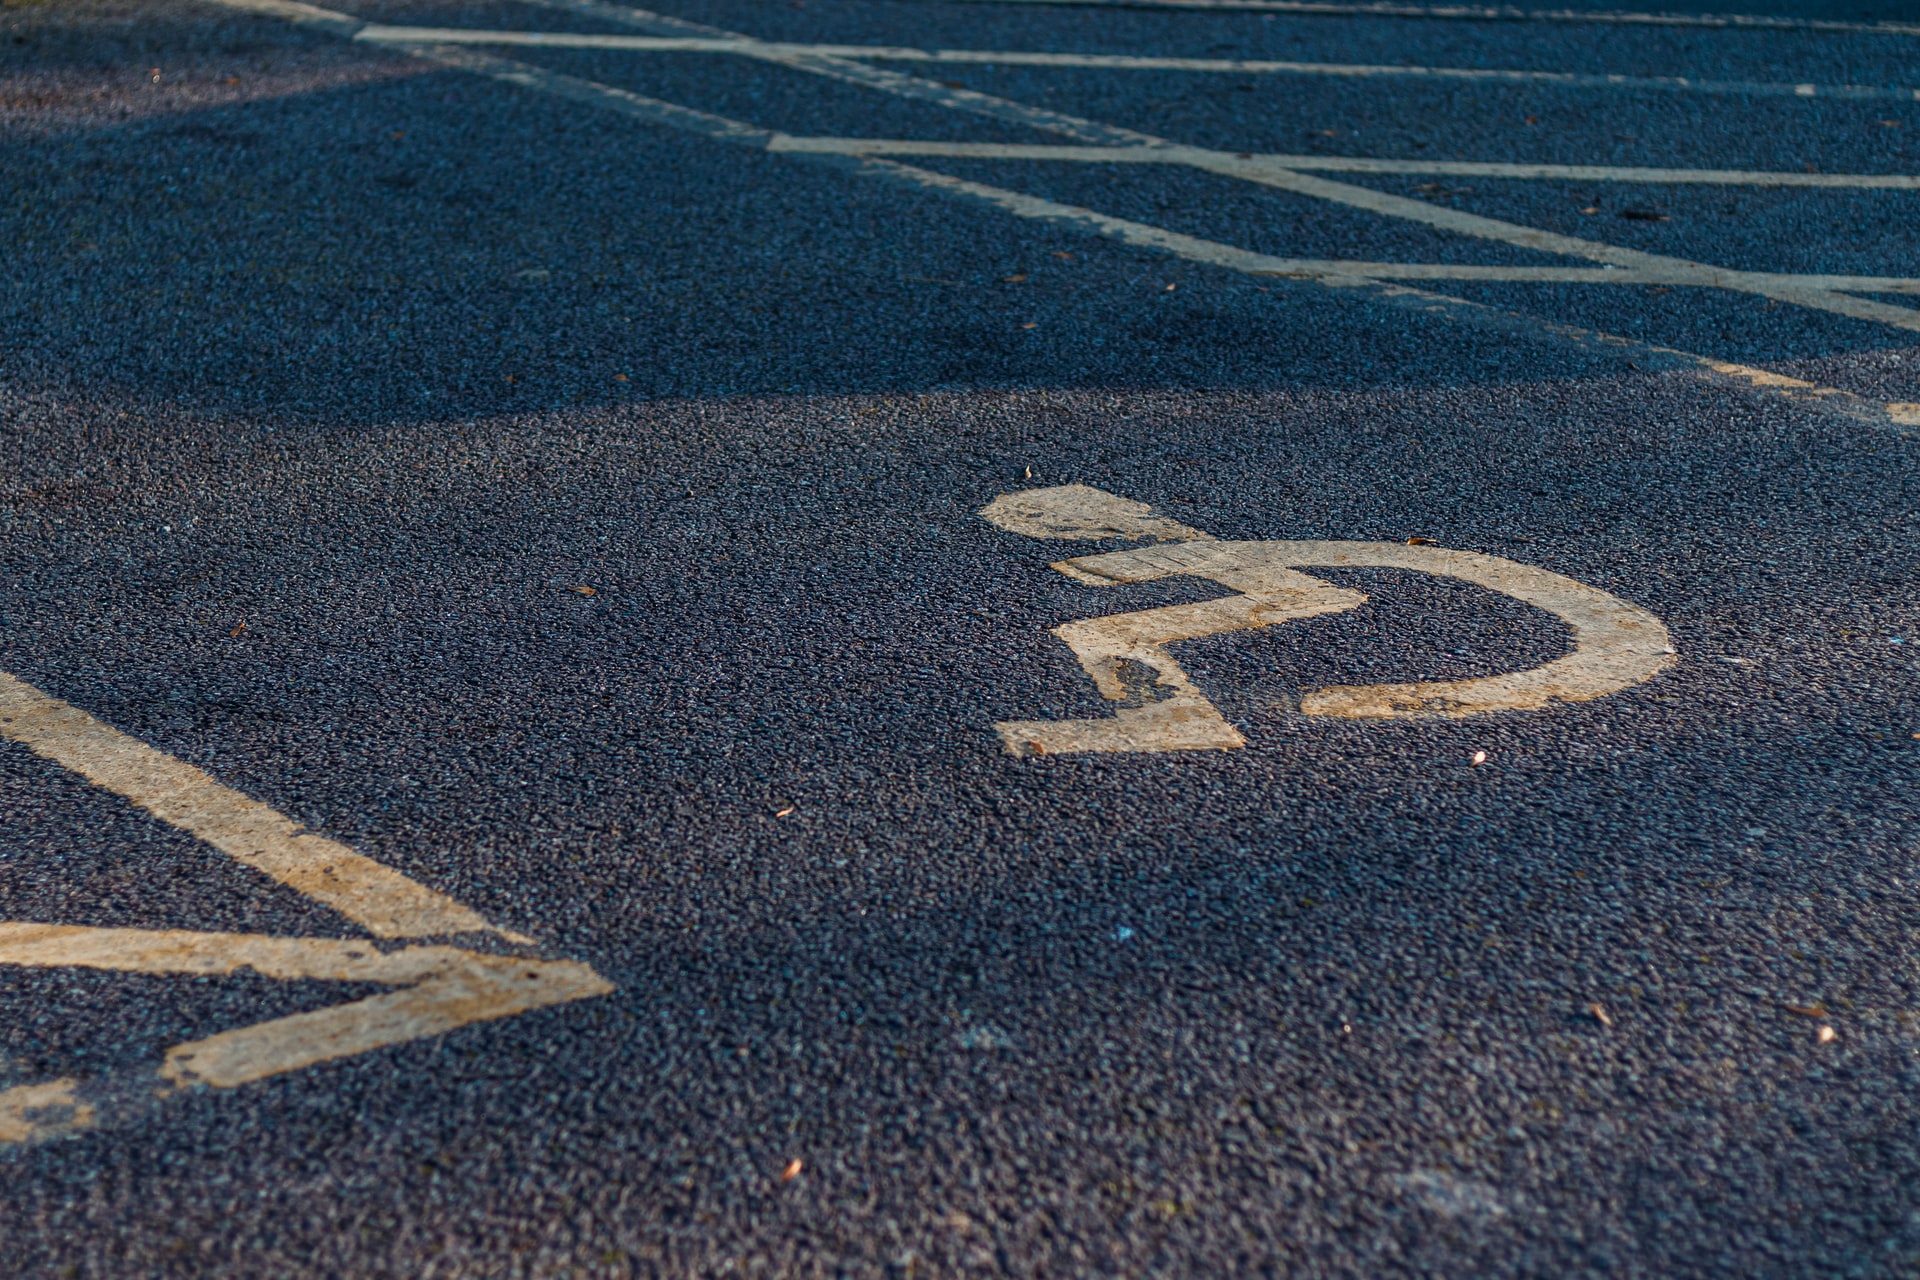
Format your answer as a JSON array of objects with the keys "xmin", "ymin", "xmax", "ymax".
[{"xmin": 982, "ymin": 485, "xmax": 1676, "ymax": 756}]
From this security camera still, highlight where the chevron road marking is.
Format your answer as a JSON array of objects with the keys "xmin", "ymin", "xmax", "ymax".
[{"xmin": 0, "ymin": 673, "xmax": 612, "ymax": 1145}]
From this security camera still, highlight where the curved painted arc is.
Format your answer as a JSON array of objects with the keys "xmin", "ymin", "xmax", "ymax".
[{"xmin": 1253, "ymin": 540, "xmax": 1676, "ymax": 718}]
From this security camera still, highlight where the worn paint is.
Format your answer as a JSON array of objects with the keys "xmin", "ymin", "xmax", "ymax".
[
  {"xmin": 0, "ymin": 1079, "xmax": 94, "ymax": 1144},
  {"xmin": 0, "ymin": 674, "xmax": 514, "ymax": 941}
]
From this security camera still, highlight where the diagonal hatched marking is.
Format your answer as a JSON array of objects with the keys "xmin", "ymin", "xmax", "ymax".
[
  {"xmin": 0, "ymin": 673, "xmax": 613, "ymax": 1144},
  {"xmin": 0, "ymin": 672, "xmax": 512, "ymax": 941}
]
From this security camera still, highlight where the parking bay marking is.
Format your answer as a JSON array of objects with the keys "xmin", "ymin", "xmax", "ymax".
[
  {"xmin": 212, "ymin": 0, "xmax": 1920, "ymax": 431},
  {"xmin": 770, "ymin": 140, "xmax": 1920, "ymax": 194},
  {"xmin": 0, "ymin": 672, "xmax": 612, "ymax": 1145},
  {"xmin": 355, "ymin": 26, "xmax": 1920, "ymax": 106},
  {"xmin": 400, "ymin": 57, "xmax": 1920, "ymax": 427},
  {"xmin": 945, "ymin": 0, "xmax": 1920, "ymax": 41},
  {"xmin": 504, "ymin": 0, "xmax": 1920, "ymax": 333},
  {"xmin": 981, "ymin": 485, "xmax": 1675, "ymax": 756}
]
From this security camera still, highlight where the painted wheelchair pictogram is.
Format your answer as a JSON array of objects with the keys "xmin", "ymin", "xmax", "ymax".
[{"xmin": 981, "ymin": 485, "xmax": 1677, "ymax": 756}]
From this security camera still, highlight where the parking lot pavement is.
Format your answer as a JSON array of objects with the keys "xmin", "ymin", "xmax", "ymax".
[{"xmin": 3, "ymin": 0, "xmax": 1919, "ymax": 1272}]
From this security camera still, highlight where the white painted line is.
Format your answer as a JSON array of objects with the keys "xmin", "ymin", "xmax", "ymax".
[
  {"xmin": 938, "ymin": 0, "xmax": 1920, "ymax": 39},
  {"xmin": 358, "ymin": 26, "xmax": 741, "ymax": 50},
  {"xmin": 521, "ymin": 0, "xmax": 1160, "ymax": 147},
  {"xmin": 422, "ymin": 41, "xmax": 774, "ymax": 142},
  {"xmin": 770, "ymin": 136, "xmax": 1920, "ymax": 191},
  {"xmin": 524, "ymin": 2, "xmax": 1920, "ymax": 332},
  {"xmin": 201, "ymin": 0, "xmax": 1920, "ymax": 430},
  {"xmin": 205, "ymin": 0, "xmax": 364, "ymax": 34},
  {"xmin": 1273, "ymin": 266, "xmax": 1920, "ymax": 291},
  {"xmin": 1189, "ymin": 153, "xmax": 1920, "ymax": 330},
  {"xmin": 984, "ymin": 486, "xmax": 1676, "ymax": 754},
  {"xmin": 355, "ymin": 25, "xmax": 1920, "ymax": 104},
  {"xmin": 818, "ymin": 139, "xmax": 1920, "ymax": 320},
  {"xmin": 0, "ymin": 672, "xmax": 513, "ymax": 940},
  {"xmin": 384, "ymin": 40, "xmax": 1917, "ymax": 431},
  {"xmin": 858, "ymin": 155, "xmax": 1918, "ymax": 422}
]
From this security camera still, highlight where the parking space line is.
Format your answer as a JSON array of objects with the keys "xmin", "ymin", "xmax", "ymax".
[
  {"xmin": 780, "ymin": 142, "xmax": 1920, "ymax": 289},
  {"xmin": 356, "ymin": 25, "xmax": 1920, "ymax": 105},
  {"xmin": 522, "ymin": 0, "xmax": 1156, "ymax": 147},
  {"xmin": 0, "ymin": 925, "xmax": 615, "ymax": 1087},
  {"xmin": 856, "ymin": 157, "xmax": 1920, "ymax": 426},
  {"xmin": 1193, "ymin": 157, "xmax": 1920, "ymax": 330},
  {"xmin": 769, "ymin": 139, "xmax": 1920, "ymax": 191},
  {"xmin": 943, "ymin": 0, "xmax": 1920, "ymax": 40},
  {"xmin": 507, "ymin": 2, "xmax": 1920, "ymax": 333},
  {"xmin": 198, "ymin": 2, "xmax": 1920, "ymax": 429},
  {"xmin": 1274, "ymin": 266, "xmax": 1919, "ymax": 290},
  {"xmin": 206, "ymin": 0, "xmax": 363, "ymax": 34},
  {"xmin": 340, "ymin": 37, "xmax": 1917, "ymax": 432},
  {"xmin": 0, "ymin": 673, "xmax": 517, "ymax": 941}
]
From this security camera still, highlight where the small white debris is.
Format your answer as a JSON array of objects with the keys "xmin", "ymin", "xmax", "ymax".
[
  {"xmin": 958, "ymin": 1024, "xmax": 1016, "ymax": 1051},
  {"xmin": 1115, "ymin": 926, "xmax": 1135, "ymax": 941},
  {"xmin": 1470, "ymin": 750, "xmax": 1488, "ymax": 766},
  {"xmin": 1394, "ymin": 1171, "xmax": 1511, "ymax": 1218}
]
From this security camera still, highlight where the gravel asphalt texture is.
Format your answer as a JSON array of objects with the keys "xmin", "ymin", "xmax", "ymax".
[{"xmin": 3, "ymin": 0, "xmax": 1920, "ymax": 1274}]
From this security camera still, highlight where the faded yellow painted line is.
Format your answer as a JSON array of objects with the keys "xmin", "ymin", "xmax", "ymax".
[
  {"xmin": 0, "ymin": 674, "xmax": 613, "ymax": 1144},
  {"xmin": 0, "ymin": 672, "xmax": 515, "ymax": 941},
  {"xmin": 0, "ymin": 923, "xmax": 496, "ymax": 983},
  {"xmin": 159, "ymin": 954, "xmax": 609, "ymax": 1089},
  {"xmin": 981, "ymin": 483, "xmax": 1212, "ymax": 543},
  {"xmin": 985, "ymin": 486, "xmax": 1675, "ymax": 754},
  {"xmin": 0, "ymin": 924, "xmax": 610, "ymax": 1091}
]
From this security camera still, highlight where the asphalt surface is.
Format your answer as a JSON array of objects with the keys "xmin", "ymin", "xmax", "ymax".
[{"xmin": 3, "ymin": 0, "xmax": 1920, "ymax": 1274}]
